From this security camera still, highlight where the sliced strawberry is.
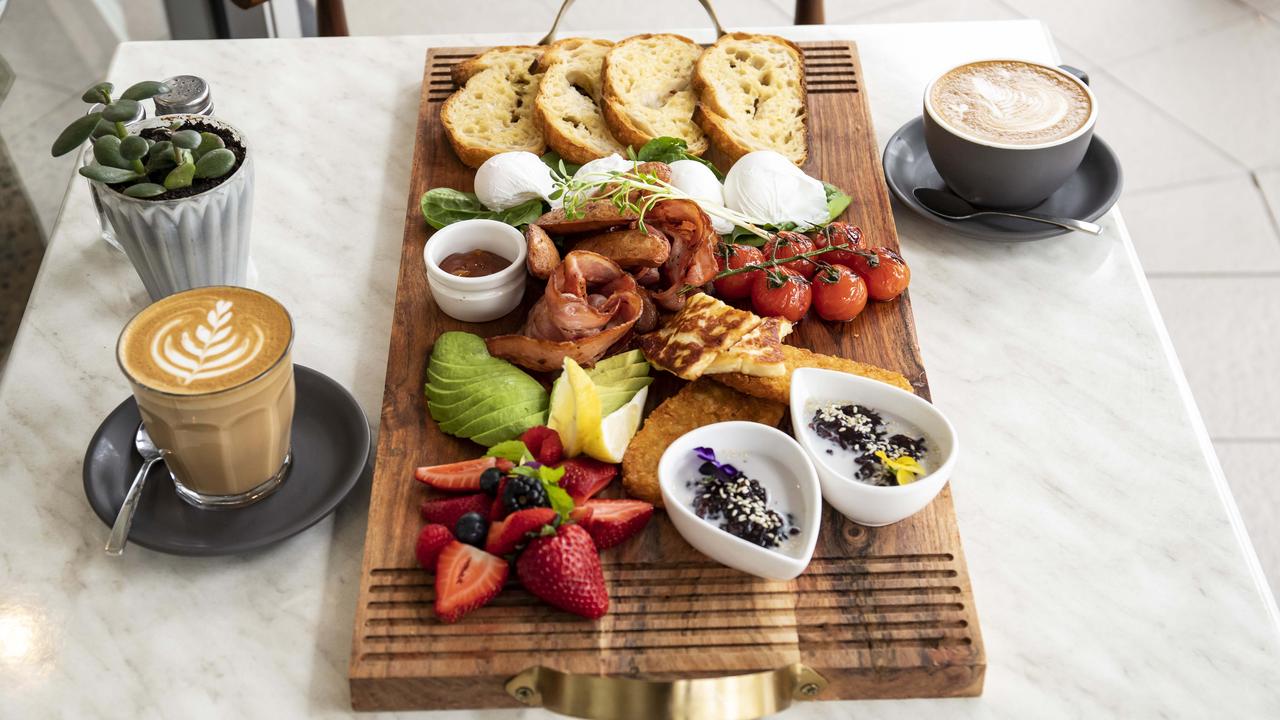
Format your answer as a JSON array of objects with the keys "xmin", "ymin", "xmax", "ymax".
[
  {"xmin": 581, "ymin": 499, "xmax": 653, "ymax": 550},
  {"xmin": 568, "ymin": 505, "xmax": 594, "ymax": 525},
  {"xmin": 489, "ymin": 477, "xmax": 510, "ymax": 521},
  {"xmin": 420, "ymin": 493, "xmax": 490, "ymax": 528},
  {"xmin": 434, "ymin": 541, "xmax": 508, "ymax": 623},
  {"xmin": 486, "ymin": 507, "xmax": 558, "ymax": 555},
  {"xmin": 557, "ymin": 457, "xmax": 617, "ymax": 503},
  {"xmin": 516, "ymin": 523, "xmax": 609, "ymax": 619},
  {"xmin": 414, "ymin": 524, "xmax": 454, "ymax": 571},
  {"xmin": 415, "ymin": 457, "xmax": 513, "ymax": 492},
  {"xmin": 521, "ymin": 426, "xmax": 564, "ymax": 466}
]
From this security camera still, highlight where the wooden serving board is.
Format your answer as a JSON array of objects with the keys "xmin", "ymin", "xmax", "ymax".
[{"xmin": 350, "ymin": 42, "xmax": 985, "ymax": 714}]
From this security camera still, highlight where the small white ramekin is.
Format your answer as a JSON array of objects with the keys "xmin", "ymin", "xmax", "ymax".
[
  {"xmin": 422, "ymin": 219, "xmax": 527, "ymax": 323},
  {"xmin": 658, "ymin": 421, "xmax": 821, "ymax": 581},
  {"xmin": 790, "ymin": 368, "xmax": 959, "ymax": 527}
]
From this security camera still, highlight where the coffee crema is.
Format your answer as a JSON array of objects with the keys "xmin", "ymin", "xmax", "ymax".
[
  {"xmin": 119, "ymin": 286, "xmax": 292, "ymax": 395},
  {"xmin": 929, "ymin": 60, "xmax": 1092, "ymax": 146}
]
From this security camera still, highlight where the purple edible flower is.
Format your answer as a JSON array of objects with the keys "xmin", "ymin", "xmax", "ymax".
[{"xmin": 693, "ymin": 446, "xmax": 738, "ymax": 478}]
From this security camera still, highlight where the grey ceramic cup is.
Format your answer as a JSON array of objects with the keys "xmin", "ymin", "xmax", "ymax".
[{"xmin": 922, "ymin": 60, "xmax": 1097, "ymax": 210}]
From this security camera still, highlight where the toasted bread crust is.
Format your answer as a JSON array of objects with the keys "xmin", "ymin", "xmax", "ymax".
[
  {"xmin": 535, "ymin": 38, "xmax": 625, "ymax": 165},
  {"xmin": 600, "ymin": 33, "xmax": 708, "ymax": 155},
  {"xmin": 443, "ymin": 46, "xmax": 546, "ymax": 168},
  {"xmin": 692, "ymin": 32, "xmax": 808, "ymax": 165}
]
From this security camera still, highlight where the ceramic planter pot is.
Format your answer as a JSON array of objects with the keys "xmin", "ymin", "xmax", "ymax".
[{"xmin": 91, "ymin": 114, "xmax": 253, "ymax": 300}]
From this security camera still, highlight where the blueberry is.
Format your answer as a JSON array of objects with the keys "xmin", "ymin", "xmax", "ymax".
[
  {"xmin": 698, "ymin": 461, "xmax": 718, "ymax": 476},
  {"xmin": 479, "ymin": 467, "xmax": 504, "ymax": 495},
  {"xmin": 455, "ymin": 512, "xmax": 488, "ymax": 548}
]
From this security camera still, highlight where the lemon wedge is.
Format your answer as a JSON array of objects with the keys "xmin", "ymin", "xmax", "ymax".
[
  {"xmin": 582, "ymin": 385, "xmax": 648, "ymax": 463},
  {"xmin": 546, "ymin": 365, "xmax": 578, "ymax": 456}
]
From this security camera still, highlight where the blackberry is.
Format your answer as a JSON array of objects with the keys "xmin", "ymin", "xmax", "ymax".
[
  {"xmin": 455, "ymin": 512, "xmax": 488, "ymax": 548},
  {"xmin": 502, "ymin": 473, "xmax": 548, "ymax": 514},
  {"xmin": 479, "ymin": 467, "xmax": 504, "ymax": 495}
]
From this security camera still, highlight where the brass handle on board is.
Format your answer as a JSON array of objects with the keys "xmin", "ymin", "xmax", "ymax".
[
  {"xmin": 537, "ymin": 0, "xmax": 727, "ymax": 45},
  {"xmin": 506, "ymin": 664, "xmax": 828, "ymax": 720}
]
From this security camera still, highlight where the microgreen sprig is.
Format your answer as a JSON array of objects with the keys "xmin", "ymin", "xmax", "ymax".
[{"xmin": 551, "ymin": 163, "xmax": 774, "ymax": 241}]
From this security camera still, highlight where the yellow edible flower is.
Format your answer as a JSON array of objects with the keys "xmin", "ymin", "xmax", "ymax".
[{"xmin": 874, "ymin": 451, "xmax": 926, "ymax": 486}]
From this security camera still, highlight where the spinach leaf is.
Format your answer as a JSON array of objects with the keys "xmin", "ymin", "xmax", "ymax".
[
  {"xmin": 824, "ymin": 182, "xmax": 852, "ymax": 221},
  {"xmin": 420, "ymin": 188, "xmax": 543, "ymax": 230},
  {"xmin": 540, "ymin": 150, "xmax": 580, "ymax": 178},
  {"xmin": 635, "ymin": 136, "xmax": 724, "ymax": 180}
]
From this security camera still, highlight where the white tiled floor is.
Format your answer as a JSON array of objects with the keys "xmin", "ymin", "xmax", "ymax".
[{"xmin": 4, "ymin": 0, "xmax": 1280, "ymax": 593}]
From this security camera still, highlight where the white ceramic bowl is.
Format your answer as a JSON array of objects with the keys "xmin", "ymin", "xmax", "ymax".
[
  {"xmin": 789, "ymin": 368, "xmax": 958, "ymax": 527},
  {"xmin": 422, "ymin": 219, "xmax": 527, "ymax": 323},
  {"xmin": 658, "ymin": 421, "xmax": 821, "ymax": 581}
]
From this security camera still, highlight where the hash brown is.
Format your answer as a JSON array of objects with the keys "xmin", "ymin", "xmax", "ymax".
[{"xmin": 621, "ymin": 380, "xmax": 785, "ymax": 505}]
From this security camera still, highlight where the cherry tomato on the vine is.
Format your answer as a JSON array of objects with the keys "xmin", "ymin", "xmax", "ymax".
[
  {"xmin": 750, "ymin": 267, "xmax": 812, "ymax": 322},
  {"xmin": 811, "ymin": 263, "xmax": 868, "ymax": 322},
  {"xmin": 810, "ymin": 222, "xmax": 867, "ymax": 267},
  {"xmin": 762, "ymin": 231, "xmax": 817, "ymax": 279},
  {"xmin": 847, "ymin": 246, "xmax": 911, "ymax": 302},
  {"xmin": 713, "ymin": 243, "xmax": 765, "ymax": 300}
]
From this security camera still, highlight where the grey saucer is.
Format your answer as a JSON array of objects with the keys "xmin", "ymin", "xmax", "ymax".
[
  {"xmin": 83, "ymin": 365, "xmax": 370, "ymax": 556},
  {"xmin": 883, "ymin": 115, "xmax": 1123, "ymax": 241}
]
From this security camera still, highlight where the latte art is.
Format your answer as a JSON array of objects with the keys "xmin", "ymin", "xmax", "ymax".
[
  {"xmin": 150, "ymin": 300, "xmax": 266, "ymax": 385},
  {"xmin": 119, "ymin": 286, "xmax": 292, "ymax": 395},
  {"xmin": 930, "ymin": 61, "xmax": 1092, "ymax": 146}
]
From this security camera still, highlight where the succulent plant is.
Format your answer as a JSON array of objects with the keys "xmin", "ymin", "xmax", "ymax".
[{"xmin": 51, "ymin": 80, "xmax": 237, "ymax": 198}]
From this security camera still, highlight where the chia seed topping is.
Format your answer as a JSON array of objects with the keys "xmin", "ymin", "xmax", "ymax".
[
  {"xmin": 686, "ymin": 449, "xmax": 797, "ymax": 549},
  {"xmin": 809, "ymin": 403, "xmax": 928, "ymax": 486}
]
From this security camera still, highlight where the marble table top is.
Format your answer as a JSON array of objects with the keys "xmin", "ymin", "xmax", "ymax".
[{"xmin": 3, "ymin": 20, "xmax": 1280, "ymax": 719}]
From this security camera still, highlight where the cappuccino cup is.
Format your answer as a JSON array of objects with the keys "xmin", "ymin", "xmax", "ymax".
[
  {"xmin": 923, "ymin": 59, "xmax": 1097, "ymax": 210},
  {"xmin": 117, "ymin": 286, "xmax": 295, "ymax": 508}
]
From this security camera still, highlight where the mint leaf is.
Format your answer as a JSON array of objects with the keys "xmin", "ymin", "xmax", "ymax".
[
  {"xmin": 537, "ymin": 464, "xmax": 574, "ymax": 519},
  {"xmin": 486, "ymin": 440, "xmax": 531, "ymax": 463},
  {"xmin": 823, "ymin": 182, "xmax": 852, "ymax": 221}
]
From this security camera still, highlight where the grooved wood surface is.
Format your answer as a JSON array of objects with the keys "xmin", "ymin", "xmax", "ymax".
[{"xmin": 350, "ymin": 41, "xmax": 985, "ymax": 713}]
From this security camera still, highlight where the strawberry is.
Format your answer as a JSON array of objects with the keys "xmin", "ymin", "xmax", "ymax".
[
  {"xmin": 581, "ymin": 499, "xmax": 653, "ymax": 550},
  {"xmin": 557, "ymin": 458, "xmax": 617, "ymax": 502},
  {"xmin": 420, "ymin": 493, "xmax": 490, "ymax": 527},
  {"xmin": 414, "ymin": 524, "xmax": 454, "ymax": 571},
  {"xmin": 516, "ymin": 524, "xmax": 609, "ymax": 619},
  {"xmin": 486, "ymin": 507, "xmax": 557, "ymax": 555},
  {"xmin": 521, "ymin": 425, "xmax": 564, "ymax": 466},
  {"xmin": 415, "ymin": 457, "xmax": 513, "ymax": 492},
  {"xmin": 489, "ymin": 477, "xmax": 509, "ymax": 521},
  {"xmin": 434, "ymin": 541, "xmax": 508, "ymax": 623},
  {"xmin": 568, "ymin": 505, "xmax": 594, "ymax": 525}
]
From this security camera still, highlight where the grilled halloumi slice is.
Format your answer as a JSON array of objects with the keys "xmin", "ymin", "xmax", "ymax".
[
  {"xmin": 637, "ymin": 293, "xmax": 791, "ymax": 379},
  {"xmin": 702, "ymin": 316, "xmax": 792, "ymax": 376}
]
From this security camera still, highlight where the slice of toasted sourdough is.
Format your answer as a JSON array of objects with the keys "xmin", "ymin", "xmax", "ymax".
[
  {"xmin": 692, "ymin": 33, "xmax": 807, "ymax": 165},
  {"xmin": 442, "ymin": 46, "xmax": 546, "ymax": 168},
  {"xmin": 534, "ymin": 37, "xmax": 626, "ymax": 165},
  {"xmin": 600, "ymin": 34, "xmax": 708, "ymax": 156}
]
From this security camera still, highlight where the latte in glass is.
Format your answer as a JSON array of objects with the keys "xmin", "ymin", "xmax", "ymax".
[
  {"xmin": 117, "ymin": 286, "xmax": 295, "ymax": 508},
  {"xmin": 928, "ymin": 60, "xmax": 1093, "ymax": 146}
]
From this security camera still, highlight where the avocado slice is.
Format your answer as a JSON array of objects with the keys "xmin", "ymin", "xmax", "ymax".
[
  {"xmin": 430, "ymin": 331, "xmax": 490, "ymax": 363},
  {"xmin": 589, "ymin": 363, "xmax": 650, "ymax": 387},
  {"xmin": 598, "ymin": 377, "xmax": 653, "ymax": 416},
  {"xmin": 426, "ymin": 373, "xmax": 544, "ymax": 405},
  {"xmin": 451, "ymin": 398, "xmax": 549, "ymax": 439},
  {"xmin": 470, "ymin": 408, "xmax": 549, "ymax": 446},
  {"xmin": 592, "ymin": 349, "xmax": 645, "ymax": 372},
  {"xmin": 429, "ymin": 356, "xmax": 515, "ymax": 379},
  {"xmin": 426, "ymin": 365, "xmax": 541, "ymax": 392},
  {"xmin": 432, "ymin": 384, "xmax": 547, "ymax": 432}
]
